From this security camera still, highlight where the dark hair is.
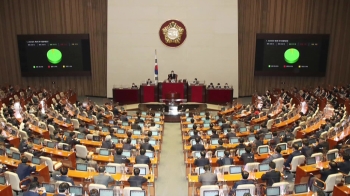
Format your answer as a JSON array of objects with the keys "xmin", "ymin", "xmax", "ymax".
[
  {"xmin": 98, "ymin": 166, "xmax": 105, "ymax": 173},
  {"xmin": 117, "ymin": 148, "xmax": 123, "ymax": 155},
  {"xmin": 194, "ymin": 130, "xmax": 198, "ymax": 135},
  {"xmin": 193, "ymin": 125, "xmax": 197, "ymax": 130},
  {"xmin": 89, "ymin": 189, "xmax": 99, "ymax": 196},
  {"xmin": 224, "ymin": 150, "xmax": 230, "ymax": 157},
  {"xmin": 151, "ymin": 122, "xmax": 155, "ymax": 126},
  {"xmin": 293, "ymin": 143, "xmax": 299, "ymax": 150},
  {"xmin": 191, "ymin": 119, "xmax": 195, "ymax": 123},
  {"xmin": 203, "ymin": 164, "xmax": 210, "ymax": 171},
  {"xmin": 195, "ymin": 137, "xmax": 201, "ymax": 143},
  {"xmin": 218, "ymin": 139, "xmax": 223, "ymax": 145},
  {"xmin": 147, "ymin": 131, "xmax": 152, "ymax": 137},
  {"xmin": 210, "ymin": 123, "xmax": 214, "ymax": 128},
  {"xmin": 58, "ymin": 182, "xmax": 70, "ymax": 193},
  {"xmin": 21, "ymin": 156, "xmax": 28, "ymax": 163},
  {"xmin": 242, "ymin": 171, "xmax": 249, "ymax": 179},
  {"xmin": 126, "ymin": 138, "xmax": 131, "ymax": 144},
  {"xmin": 269, "ymin": 161, "xmax": 276, "ymax": 169},
  {"xmin": 272, "ymin": 132, "xmax": 277, "ymax": 136},
  {"xmin": 200, "ymin": 151, "xmax": 206, "ymax": 157},
  {"xmin": 144, "ymin": 137, "xmax": 149, "ymax": 143},
  {"xmin": 343, "ymin": 153, "xmax": 350, "ymax": 161},
  {"xmin": 239, "ymin": 137, "xmax": 244, "ymax": 144},
  {"xmin": 275, "ymin": 146, "xmax": 282, "ymax": 153},
  {"xmin": 302, "ymin": 138, "xmax": 309, "ymax": 146},
  {"xmin": 245, "ymin": 146, "xmax": 252, "ymax": 153},
  {"xmin": 134, "ymin": 168, "xmax": 140, "ymax": 175},
  {"xmin": 212, "ymin": 129, "xmax": 217, "ymax": 135},
  {"xmin": 60, "ymin": 167, "xmax": 68, "ymax": 175},
  {"xmin": 126, "ymin": 131, "xmax": 132, "ymax": 138},
  {"xmin": 69, "ymin": 132, "xmax": 75, "ymax": 137},
  {"xmin": 28, "ymin": 181, "xmax": 40, "ymax": 190},
  {"xmin": 140, "ymin": 149, "xmax": 146, "ymax": 155},
  {"xmin": 329, "ymin": 161, "xmax": 337, "ymax": 169}
]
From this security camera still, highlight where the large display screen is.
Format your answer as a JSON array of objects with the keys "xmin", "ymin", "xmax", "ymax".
[
  {"xmin": 17, "ymin": 34, "xmax": 91, "ymax": 77},
  {"xmin": 254, "ymin": 34, "xmax": 329, "ymax": 76}
]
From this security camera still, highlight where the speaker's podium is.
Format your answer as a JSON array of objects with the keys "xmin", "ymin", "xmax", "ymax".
[{"xmin": 159, "ymin": 92, "xmax": 187, "ymax": 122}]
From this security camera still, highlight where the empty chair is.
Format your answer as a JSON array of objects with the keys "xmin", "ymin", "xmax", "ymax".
[
  {"xmin": 123, "ymin": 187, "xmax": 142, "ymax": 196},
  {"xmin": 75, "ymin": 145, "xmax": 93, "ymax": 159},
  {"xmin": 272, "ymin": 182, "xmax": 290, "ymax": 195},
  {"xmin": 272, "ymin": 158, "xmax": 285, "ymax": 172},
  {"xmin": 5, "ymin": 171, "xmax": 31, "ymax": 195},
  {"xmin": 311, "ymin": 153, "xmax": 323, "ymax": 161},
  {"xmin": 23, "ymin": 152, "xmax": 34, "ymax": 162},
  {"xmin": 244, "ymin": 162, "xmax": 259, "ymax": 172},
  {"xmin": 107, "ymin": 163, "xmax": 125, "ymax": 174},
  {"xmin": 48, "ymin": 125, "xmax": 55, "ymax": 135},
  {"xmin": 266, "ymin": 119, "xmax": 274, "ymax": 130},
  {"xmin": 220, "ymin": 165, "xmax": 234, "ymax": 174},
  {"xmin": 40, "ymin": 156, "xmax": 62, "ymax": 172},
  {"xmin": 71, "ymin": 119, "xmax": 80, "ymax": 130},
  {"xmin": 200, "ymin": 185, "xmax": 220, "ymax": 196},
  {"xmin": 237, "ymin": 184, "xmax": 256, "ymax": 195},
  {"xmin": 88, "ymin": 183, "xmax": 106, "ymax": 191},
  {"xmin": 289, "ymin": 155, "xmax": 305, "ymax": 173},
  {"xmin": 19, "ymin": 130, "xmax": 28, "ymax": 140},
  {"xmin": 10, "ymin": 147, "xmax": 20, "ymax": 154},
  {"xmin": 92, "ymin": 115, "xmax": 97, "ymax": 124}
]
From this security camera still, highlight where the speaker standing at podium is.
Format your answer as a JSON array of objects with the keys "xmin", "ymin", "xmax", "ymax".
[{"xmin": 168, "ymin": 70, "xmax": 177, "ymax": 82}]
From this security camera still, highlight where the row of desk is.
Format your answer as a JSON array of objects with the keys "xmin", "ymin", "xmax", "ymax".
[{"xmin": 113, "ymin": 84, "xmax": 233, "ymax": 104}]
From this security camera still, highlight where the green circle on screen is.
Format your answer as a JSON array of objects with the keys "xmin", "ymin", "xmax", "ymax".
[
  {"xmin": 284, "ymin": 48, "xmax": 299, "ymax": 64},
  {"xmin": 47, "ymin": 49, "xmax": 62, "ymax": 64}
]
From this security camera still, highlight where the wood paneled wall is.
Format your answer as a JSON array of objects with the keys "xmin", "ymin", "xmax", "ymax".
[
  {"xmin": 0, "ymin": 0, "xmax": 107, "ymax": 96},
  {"xmin": 1, "ymin": 0, "xmax": 350, "ymax": 97},
  {"xmin": 238, "ymin": 0, "xmax": 350, "ymax": 96}
]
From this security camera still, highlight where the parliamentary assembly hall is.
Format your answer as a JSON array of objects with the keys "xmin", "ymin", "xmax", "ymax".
[{"xmin": 0, "ymin": 0, "xmax": 350, "ymax": 196}]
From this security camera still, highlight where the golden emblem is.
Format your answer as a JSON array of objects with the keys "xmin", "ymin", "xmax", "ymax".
[{"xmin": 162, "ymin": 21, "xmax": 184, "ymax": 44}]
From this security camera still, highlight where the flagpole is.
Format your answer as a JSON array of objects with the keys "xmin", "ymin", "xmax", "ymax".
[{"xmin": 154, "ymin": 49, "xmax": 158, "ymax": 84}]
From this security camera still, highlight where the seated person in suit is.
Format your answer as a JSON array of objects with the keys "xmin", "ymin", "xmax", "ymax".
[
  {"xmin": 23, "ymin": 181, "xmax": 46, "ymax": 196},
  {"xmin": 230, "ymin": 171, "xmax": 254, "ymax": 193},
  {"xmin": 188, "ymin": 129, "xmax": 201, "ymax": 142},
  {"xmin": 96, "ymin": 110, "xmax": 106, "ymax": 120},
  {"xmin": 149, "ymin": 122, "xmax": 160, "ymax": 132},
  {"xmin": 301, "ymin": 138, "xmax": 313, "ymax": 158},
  {"xmin": 56, "ymin": 182, "xmax": 70, "ymax": 196},
  {"xmin": 123, "ymin": 138, "xmax": 136, "ymax": 150},
  {"xmin": 235, "ymin": 137, "xmax": 246, "ymax": 149},
  {"xmin": 269, "ymin": 132, "xmax": 280, "ymax": 148},
  {"xmin": 207, "ymin": 83, "xmax": 215, "ymax": 89},
  {"xmin": 239, "ymin": 146, "xmax": 254, "ymax": 164},
  {"xmin": 17, "ymin": 157, "xmax": 36, "ymax": 184},
  {"xmin": 192, "ymin": 78, "xmax": 198, "ymax": 84},
  {"xmin": 313, "ymin": 136, "xmax": 329, "ymax": 153},
  {"xmin": 210, "ymin": 129, "xmax": 219, "ymax": 139},
  {"xmin": 216, "ymin": 83, "xmax": 221, "ymax": 89},
  {"xmin": 131, "ymin": 122, "xmax": 141, "ymax": 130},
  {"xmin": 89, "ymin": 189, "xmax": 99, "ymax": 196},
  {"xmin": 146, "ymin": 78, "xmax": 152, "ymax": 85},
  {"xmin": 194, "ymin": 151, "xmax": 210, "ymax": 167},
  {"xmin": 131, "ymin": 83, "xmax": 138, "ymax": 89},
  {"xmin": 252, "ymin": 134, "xmax": 264, "ymax": 149},
  {"xmin": 216, "ymin": 139, "xmax": 226, "ymax": 151},
  {"xmin": 93, "ymin": 166, "xmax": 114, "ymax": 187},
  {"xmin": 226, "ymin": 128, "xmax": 236, "ymax": 139},
  {"xmin": 283, "ymin": 128, "xmax": 294, "ymax": 143},
  {"xmin": 19, "ymin": 139, "xmax": 30, "ymax": 153},
  {"xmin": 284, "ymin": 143, "xmax": 301, "ymax": 168},
  {"xmin": 191, "ymin": 137, "xmax": 205, "ymax": 152},
  {"xmin": 199, "ymin": 165, "xmax": 217, "ymax": 185},
  {"xmin": 101, "ymin": 135, "xmax": 114, "ymax": 149},
  {"xmin": 23, "ymin": 123, "xmax": 32, "ymax": 137},
  {"xmin": 261, "ymin": 146, "xmax": 282, "ymax": 164},
  {"xmin": 221, "ymin": 121, "xmax": 231, "ymax": 130},
  {"xmin": 128, "ymin": 168, "xmax": 148, "ymax": 188},
  {"xmin": 216, "ymin": 150, "xmax": 233, "ymax": 166},
  {"xmin": 224, "ymin": 83, "xmax": 230, "ymax": 89},
  {"xmin": 338, "ymin": 153, "xmax": 350, "ymax": 174},
  {"xmin": 318, "ymin": 161, "xmax": 339, "ymax": 187},
  {"xmin": 140, "ymin": 137, "xmax": 155, "ymax": 151},
  {"xmin": 257, "ymin": 124, "xmax": 269, "ymax": 134},
  {"xmin": 136, "ymin": 149, "xmax": 151, "ymax": 164},
  {"xmin": 114, "ymin": 148, "xmax": 130, "ymax": 164},
  {"xmin": 54, "ymin": 167, "xmax": 75, "ymax": 185},
  {"xmin": 261, "ymin": 162, "xmax": 281, "ymax": 186},
  {"xmin": 168, "ymin": 70, "xmax": 177, "ymax": 82}
]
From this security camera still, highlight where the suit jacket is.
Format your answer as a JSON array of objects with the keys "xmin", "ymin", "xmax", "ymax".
[
  {"xmin": 216, "ymin": 157, "xmax": 234, "ymax": 166},
  {"xmin": 128, "ymin": 175, "xmax": 148, "ymax": 188},
  {"xmin": 54, "ymin": 175, "xmax": 75, "ymax": 185},
  {"xmin": 140, "ymin": 143, "xmax": 155, "ymax": 151},
  {"xmin": 24, "ymin": 191, "xmax": 46, "ymax": 196},
  {"xmin": 314, "ymin": 142, "xmax": 329, "ymax": 153},
  {"xmin": 19, "ymin": 141, "xmax": 29, "ymax": 153},
  {"xmin": 240, "ymin": 153, "xmax": 254, "ymax": 164},
  {"xmin": 261, "ymin": 153, "xmax": 282, "ymax": 164},
  {"xmin": 199, "ymin": 172, "xmax": 217, "ymax": 185},
  {"xmin": 101, "ymin": 141, "xmax": 114, "ymax": 149},
  {"xmin": 232, "ymin": 179, "xmax": 255, "ymax": 189},
  {"xmin": 135, "ymin": 155, "xmax": 151, "ymax": 164},
  {"xmin": 188, "ymin": 135, "xmax": 201, "ymax": 142},
  {"xmin": 131, "ymin": 124, "xmax": 141, "ymax": 130},
  {"xmin": 191, "ymin": 144, "xmax": 205, "ymax": 152},
  {"xmin": 284, "ymin": 150, "xmax": 301, "ymax": 167},
  {"xmin": 114, "ymin": 154, "xmax": 130, "ymax": 164},
  {"xmin": 320, "ymin": 168, "xmax": 338, "ymax": 184},
  {"xmin": 17, "ymin": 163, "xmax": 36, "ymax": 180},
  {"xmin": 194, "ymin": 157, "xmax": 210, "ymax": 167},
  {"xmin": 168, "ymin": 74, "xmax": 176, "ymax": 80},
  {"xmin": 123, "ymin": 143, "xmax": 136, "ymax": 150},
  {"xmin": 338, "ymin": 161, "xmax": 350, "ymax": 174},
  {"xmin": 261, "ymin": 170, "xmax": 281, "ymax": 186},
  {"xmin": 221, "ymin": 124, "xmax": 231, "ymax": 130},
  {"xmin": 226, "ymin": 132, "xmax": 236, "ymax": 139},
  {"xmin": 93, "ymin": 173, "xmax": 114, "ymax": 187},
  {"xmin": 301, "ymin": 146, "xmax": 313, "ymax": 158},
  {"xmin": 210, "ymin": 134, "xmax": 219, "ymax": 139}
]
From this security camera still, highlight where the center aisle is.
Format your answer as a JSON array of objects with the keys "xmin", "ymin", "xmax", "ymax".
[{"xmin": 156, "ymin": 122, "xmax": 187, "ymax": 196}]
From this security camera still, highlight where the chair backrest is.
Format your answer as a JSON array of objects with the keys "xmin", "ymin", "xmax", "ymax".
[
  {"xmin": 75, "ymin": 145, "xmax": 88, "ymax": 159},
  {"xmin": 272, "ymin": 182, "xmax": 290, "ymax": 194},
  {"xmin": 220, "ymin": 165, "xmax": 234, "ymax": 174},
  {"xmin": 327, "ymin": 149, "xmax": 339, "ymax": 155},
  {"xmin": 19, "ymin": 130, "xmax": 28, "ymax": 140},
  {"xmin": 291, "ymin": 139, "xmax": 302, "ymax": 148},
  {"xmin": 311, "ymin": 153, "xmax": 323, "ymax": 162},
  {"xmin": 4, "ymin": 171, "xmax": 21, "ymax": 191},
  {"xmin": 290, "ymin": 155, "xmax": 305, "ymax": 172},
  {"xmin": 10, "ymin": 147, "xmax": 20, "ymax": 154},
  {"xmin": 71, "ymin": 119, "xmax": 79, "ymax": 129},
  {"xmin": 92, "ymin": 115, "xmax": 97, "ymax": 124},
  {"xmin": 48, "ymin": 125, "xmax": 55, "ymax": 135},
  {"xmin": 133, "ymin": 164, "xmax": 149, "ymax": 175},
  {"xmin": 272, "ymin": 158, "xmax": 285, "ymax": 172},
  {"xmin": 40, "ymin": 156, "xmax": 54, "ymax": 172},
  {"xmin": 86, "ymin": 134, "xmax": 93, "ymax": 140},
  {"xmin": 266, "ymin": 119, "xmax": 274, "ymax": 129},
  {"xmin": 123, "ymin": 187, "xmax": 142, "ymax": 196},
  {"xmin": 324, "ymin": 173, "xmax": 343, "ymax": 192},
  {"xmin": 244, "ymin": 162, "xmax": 259, "ymax": 172},
  {"xmin": 200, "ymin": 185, "xmax": 220, "ymax": 196},
  {"xmin": 237, "ymin": 184, "xmax": 256, "ymax": 195},
  {"xmin": 106, "ymin": 163, "xmax": 125, "ymax": 174},
  {"xmin": 23, "ymin": 152, "xmax": 34, "ymax": 162},
  {"xmin": 88, "ymin": 183, "xmax": 106, "ymax": 191}
]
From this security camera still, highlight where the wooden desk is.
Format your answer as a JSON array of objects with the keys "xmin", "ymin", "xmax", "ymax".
[
  {"xmin": 272, "ymin": 114, "xmax": 301, "ymax": 131},
  {"xmin": 41, "ymin": 147, "xmax": 76, "ymax": 168},
  {"xmin": 0, "ymin": 185, "xmax": 12, "ymax": 195},
  {"xmin": 251, "ymin": 116, "xmax": 267, "ymax": 125},
  {"xmin": 29, "ymin": 124, "xmax": 50, "ymax": 139},
  {"xmin": 328, "ymin": 126, "xmax": 350, "ymax": 149},
  {"xmin": 7, "ymin": 136, "xmax": 20, "ymax": 148},
  {"xmin": 115, "ymin": 143, "xmax": 160, "ymax": 151},
  {"xmin": 0, "ymin": 155, "xmax": 50, "ymax": 182},
  {"xmin": 294, "ymin": 160, "xmax": 340, "ymax": 184},
  {"xmin": 296, "ymin": 120, "xmax": 326, "ymax": 139},
  {"xmin": 334, "ymin": 185, "xmax": 350, "ymax": 196},
  {"xmin": 234, "ymin": 112, "xmax": 251, "ymax": 119},
  {"xmin": 53, "ymin": 118, "xmax": 74, "ymax": 130},
  {"xmin": 218, "ymin": 104, "xmax": 242, "ymax": 116},
  {"xmin": 77, "ymin": 115, "xmax": 95, "ymax": 124}
]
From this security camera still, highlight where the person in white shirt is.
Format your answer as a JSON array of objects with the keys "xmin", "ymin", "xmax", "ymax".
[
  {"xmin": 149, "ymin": 122, "xmax": 160, "ymax": 132},
  {"xmin": 300, "ymin": 98, "xmax": 308, "ymax": 115}
]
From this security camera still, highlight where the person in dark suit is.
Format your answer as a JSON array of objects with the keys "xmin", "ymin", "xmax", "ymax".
[
  {"xmin": 93, "ymin": 166, "xmax": 114, "ymax": 187},
  {"xmin": 337, "ymin": 154, "xmax": 350, "ymax": 174},
  {"xmin": 19, "ymin": 139, "xmax": 30, "ymax": 153},
  {"xmin": 114, "ymin": 148, "xmax": 130, "ymax": 164},
  {"xmin": 284, "ymin": 144, "xmax": 301, "ymax": 167},
  {"xmin": 96, "ymin": 110, "xmax": 106, "ymax": 120},
  {"xmin": 135, "ymin": 149, "xmax": 151, "ymax": 164},
  {"xmin": 54, "ymin": 182, "xmax": 70, "ymax": 196},
  {"xmin": 225, "ymin": 128, "xmax": 236, "ymax": 139},
  {"xmin": 252, "ymin": 134, "xmax": 263, "ymax": 149},
  {"xmin": 216, "ymin": 139, "xmax": 226, "ymax": 151},
  {"xmin": 216, "ymin": 150, "xmax": 233, "ymax": 166},
  {"xmin": 269, "ymin": 132, "xmax": 280, "ymax": 148},
  {"xmin": 199, "ymin": 165, "xmax": 217, "ymax": 185},
  {"xmin": 168, "ymin": 70, "xmax": 177, "ymax": 81},
  {"xmin": 128, "ymin": 168, "xmax": 148, "ymax": 188},
  {"xmin": 64, "ymin": 132, "xmax": 80, "ymax": 147},
  {"xmin": 123, "ymin": 138, "xmax": 136, "ymax": 150},
  {"xmin": 221, "ymin": 121, "xmax": 231, "ymax": 130},
  {"xmin": 140, "ymin": 137, "xmax": 155, "ymax": 151},
  {"xmin": 301, "ymin": 138, "xmax": 313, "ymax": 158},
  {"xmin": 101, "ymin": 135, "xmax": 114, "ymax": 149},
  {"xmin": 17, "ymin": 157, "xmax": 36, "ymax": 184},
  {"xmin": 23, "ymin": 123, "xmax": 32, "ymax": 138},
  {"xmin": 314, "ymin": 136, "xmax": 329, "ymax": 153},
  {"xmin": 191, "ymin": 137, "xmax": 205, "ymax": 152},
  {"xmin": 131, "ymin": 122, "xmax": 141, "ymax": 130},
  {"xmin": 89, "ymin": 189, "xmax": 99, "ymax": 196},
  {"xmin": 194, "ymin": 151, "xmax": 210, "ymax": 167},
  {"xmin": 261, "ymin": 162, "xmax": 281, "ymax": 186},
  {"xmin": 230, "ymin": 171, "xmax": 254, "ymax": 192},
  {"xmin": 23, "ymin": 182, "xmax": 46, "ymax": 196},
  {"xmin": 188, "ymin": 129, "xmax": 201, "ymax": 142},
  {"xmin": 54, "ymin": 167, "xmax": 74, "ymax": 185},
  {"xmin": 239, "ymin": 146, "xmax": 254, "ymax": 164},
  {"xmin": 257, "ymin": 124, "xmax": 269, "ymax": 134},
  {"xmin": 210, "ymin": 129, "xmax": 219, "ymax": 139},
  {"xmin": 261, "ymin": 146, "xmax": 282, "ymax": 164},
  {"xmin": 112, "ymin": 105, "xmax": 120, "ymax": 116},
  {"xmin": 318, "ymin": 161, "xmax": 339, "ymax": 187},
  {"xmin": 283, "ymin": 128, "xmax": 295, "ymax": 143},
  {"xmin": 235, "ymin": 137, "xmax": 246, "ymax": 149}
]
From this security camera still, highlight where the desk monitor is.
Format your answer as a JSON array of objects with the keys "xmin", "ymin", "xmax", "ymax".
[
  {"xmin": 207, "ymin": 130, "xmax": 213, "ymax": 135},
  {"xmin": 69, "ymin": 186, "xmax": 83, "ymax": 196},
  {"xmin": 345, "ymin": 175, "xmax": 350, "ymax": 185},
  {"xmin": 76, "ymin": 163, "xmax": 88, "ymax": 171},
  {"xmin": 122, "ymin": 150, "xmax": 131, "ymax": 158},
  {"xmin": 203, "ymin": 190, "xmax": 220, "ymax": 196},
  {"xmin": 88, "ymin": 125, "xmax": 95, "ymax": 130},
  {"xmin": 218, "ymin": 122, "xmax": 223, "ymax": 126},
  {"xmin": 139, "ymin": 167, "xmax": 146, "ymax": 175},
  {"xmin": 77, "ymin": 133, "xmax": 85, "ymax": 139},
  {"xmin": 105, "ymin": 166, "xmax": 116, "ymax": 174},
  {"xmin": 306, "ymin": 157, "xmax": 316, "ymax": 165},
  {"xmin": 133, "ymin": 130, "xmax": 141, "ymax": 135},
  {"xmin": 93, "ymin": 136, "xmax": 100, "ymax": 141},
  {"xmin": 154, "ymin": 118, "xmax": 160, "ymax": 122},
  {"xmin": 308, "ymin": 138, "xmax": 317, "ymax": 145},
  {"xmin": 185, "ymin": 113, "xmax": 189, "ymax": 117},
  {"xmin": 222, "ymin": 128, "xmax": 229, "ymax": 135},
  {"xmin": 63, "ymin": 132, "xmax": 70, "ymax": 137},
  {"xmin": 32, "ymin": 157, "xmax": 41, "ymax": 165},
  {"xmin": 48, "ymin": 141, "xmax": 56, "ymax": 148},
  {"xmin": 277, "ymin": 143, "xmax": 287, "ymax": 151},
  {"xmin": 200, "ymin": 112, "xmax": 205, "ymax": 116},
  {"xmin": 216, "ymin": 151, "xmax": 225, "ymax": 158},
  {"xmin": 130, "ymin": 139, "xmax": 137, "ymax": 145},
  {"xmin": 229, "ymin": 166, "xmax": 242, "ymax": 174},
  {"xmin": 229, "ymin": 137, "xmax": 239, "ymax": 144},
  {"xmin": 151, "ymin": 131, "xmax": 159, "ymax": 136},
  {"xmin": 259, "ymin": 163, "xmax": 270, "ymax": 172},
  {"xmin": 235, "ymin": 189, "xmax": 250, "ymax": 196},
  {"xmin": 42, "ymin": 183, "xmax": 55, "ymax": 193},
  {"xmin": 254, "ymin": 125, "xmax": 260, "ymax": 130},
  {"xmin": 111, "ymin": 137, "xmax": 119, "ymax": 144},
  {"xmin": 193, "ymin": 151, "xmax": 201, "ymax": 158},
  {"xmin": 99, "ymin": 149, "xmax": 109, "ymax": 156},
  {"xmin": 117, "ymin": 129, "xmax": 125, "ymax": 134},
  {"xmin": 138, "ymin": 123, "xmax": 144, "ymax": 128},
  {"xmin": 202, "ymin": 117, "xmax": 206, "ymax": 121},
  {"xmin": 141, "ymin": 112, "xmax": 147, "ymax": 115},
  {"xmin": 63, "ymin": 144, "xmax": 71, "ymax": 151},
  {"xmin": 239, "ymin": 127, "xmax": 247, "ymax": 133},
  {"xmin": 155, "ymin": 113, "xmax": 161, "ymax": 117},
  {"xmin": 264, "ymin": 133, "xmax": 272, "ymax": 139},
  {"xmin": 215, "ymin": 116, "xmax": 219, "ymax": 120},
  {"xmin": 155, "ymin": 124, "xmax": 160, "ymax": 128},
  {"xmin": 294, "ymin": 184, "xmax": 308, "ymax": 194},
  {"xmin": 275, "ymin": 119, "xmax": 280, "ymax": 124},
  {"xmin": 237, "ymin": 148, "xmax": 245, "ymax": 156},
  {"xmin": 0, "ymin": 149, "xmax": 4, "ymax": 156},
  {"xmin": 109, "ymin": 120, "xmax": 114, "ymax": 125},
  {"xmin": 5, "ymin": 148, "xmax": 11, "ymax": 155},
  {"xmin": 149, "ymin": 139, "xmax": 157, "ymax": 146},
  {"xmin": 102, "ymin": 127, "xmax": 109, "ymax": 132},
  {"xmin": 186, "ymin": 118, "xmax": 192, "ymax": 122},
  {"xmin": 327, "ymin": 153, "xmax": 336, "ymax": 161},
  {"xmin": 248, "ymin": 135, "xmax": 255, "ymax": 142},
  {"xmin": 188, "ymin": 130, "xmax": 194, "ymax": 136},
  {"xmin": 203, "ymin": 123, "xmax": 210, "ymax": 128},
  {"xmin": 211, "ymin": 138, "xmax": 219, "ymax": 145},
  {"xmin": 99, "ymin": 189, "xmax": 114, "ymax": 196},
  {"xmin": 33, "ymin": 138, "xmax": 41, "ymax": 145},
  {"xmin": 0, "ymin": 176, "xmax": 5, "ymax": 185},
  {"xmin": 130, "ymin": 190, "xmax": 146, "ymax": 196},
  {"xmin": 188, "ymin": 124, "xmax": 194, "ymax": 128},
  {"xmin": 294, "ymin": 141, "xmax": 302, "ymax": 148},
  {"xmin": 258, "ymin": 146, "xmax": 269, "ymax": 154},
  {"xmin": 266, "ymin": 187, "xmax": 280, "ymax": 196},
  {"xmin": 122, "ymin": 121, "xmax": 129, "ymax": 126},
  {"xmin": 145, "ymin": 151, "xmax": 154, "ymax": 158}
]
